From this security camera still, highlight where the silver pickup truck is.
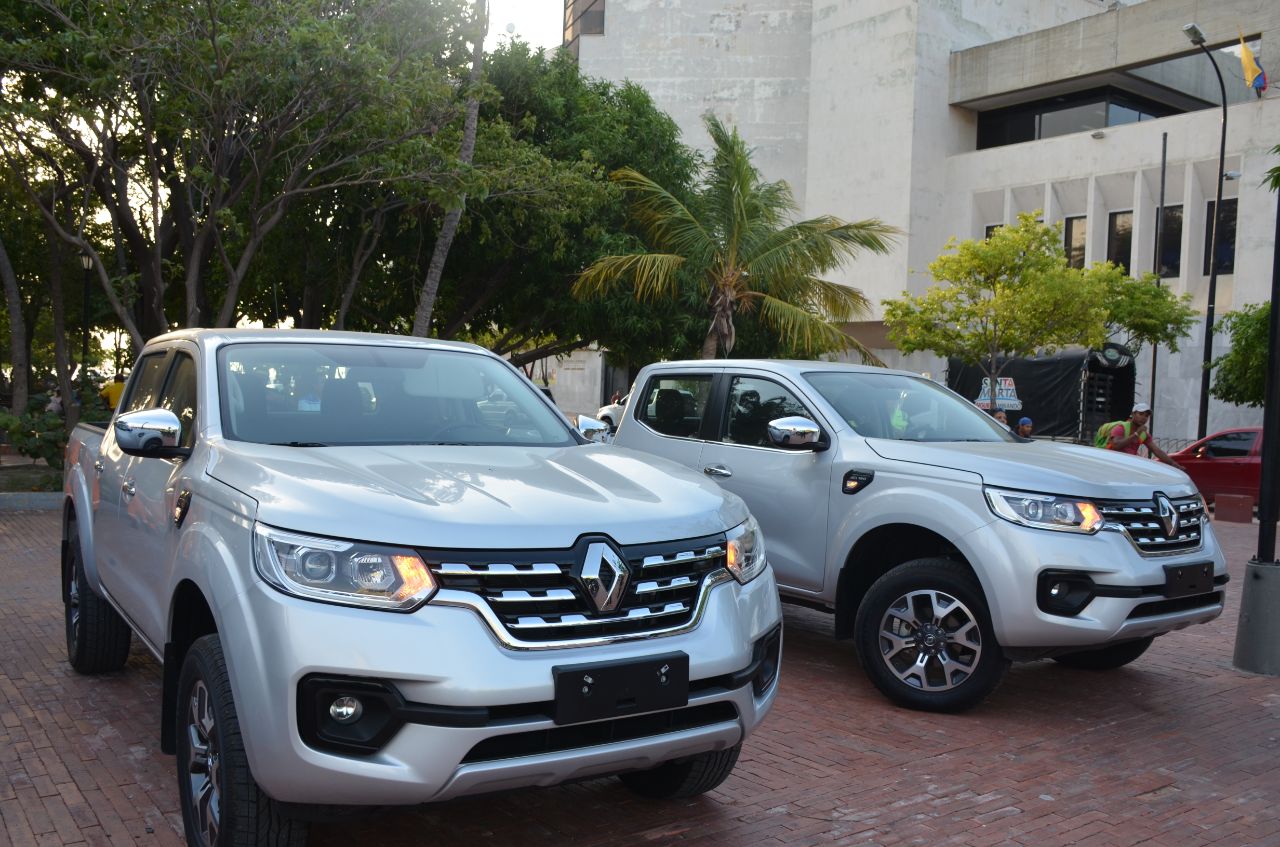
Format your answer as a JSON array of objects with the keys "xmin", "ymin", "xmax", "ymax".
[
  {"xmin": 613, "ymin": 359, "xmax": 1228, "ymax": 713},
  {"xmin": 61, "ymin": 329, "xmax": 781, "ymax": 847}
]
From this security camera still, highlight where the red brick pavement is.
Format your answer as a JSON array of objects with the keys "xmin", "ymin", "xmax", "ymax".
[{"xmin": 1, "ymin": 509, "xmax": 1277, "ymax": 847}]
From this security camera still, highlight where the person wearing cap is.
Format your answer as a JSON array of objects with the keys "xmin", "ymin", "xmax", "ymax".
[
  {"xmin": 1016, "ymin": 416, "xmax": 1033, "ymax": 438},
  {"xmin": 1107, "ymin": 403, "xmax": 1181, "ymax": 468}
]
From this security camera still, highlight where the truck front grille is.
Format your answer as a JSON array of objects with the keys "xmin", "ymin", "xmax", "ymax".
[
  {"xmin": 1097, "ymin": 495, "xmax": 1205, "ymax": 555},
  {"xmin": 423, "ymin": 533, "xmax": 728, "ymax": 643}
]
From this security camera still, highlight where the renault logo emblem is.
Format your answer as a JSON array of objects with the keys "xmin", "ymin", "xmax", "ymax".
[
  {"xmin": 577, "ymin": 541, "xmax": 630, "ymax": 613},
  {"xmin": 1155, "ymin": 494, "xmax": 1178, "ymax": 539}
]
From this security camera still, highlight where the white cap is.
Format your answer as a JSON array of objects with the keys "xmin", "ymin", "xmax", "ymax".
[{"xmin": 1132, "ymin": 402, "xmax": 1152, "ymax": 414}]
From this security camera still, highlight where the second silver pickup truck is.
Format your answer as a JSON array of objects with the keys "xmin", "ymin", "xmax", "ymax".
[{"xmin": 613, "ymin": 359, "xmax": 1227, "ymax": 712}]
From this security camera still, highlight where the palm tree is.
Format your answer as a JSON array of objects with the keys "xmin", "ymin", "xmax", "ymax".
[{"xmin": 574, "ymin": 115, "xmax": 897, "ymax": 360}]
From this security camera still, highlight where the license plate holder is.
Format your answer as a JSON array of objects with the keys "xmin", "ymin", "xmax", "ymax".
[
  {"xmin": 552, "ymin": 652, "xmax": 689, "ymax": 725},
  {"xmin": 1163, "ymin": 561, "xmax": 1215, "ymax": 598}
]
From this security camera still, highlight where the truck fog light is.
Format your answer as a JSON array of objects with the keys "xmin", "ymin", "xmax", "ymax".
[
  {"xmin": 1049, "ymin": 581, "xmax": 1069, "ymax": 598},
  {"xmin": 1037, "ymin": 570, "xmax": 1097, "ymax": 617},
  {"xmin": 329, "ymin": 696, "xmax": 364, "ymax": 724}
]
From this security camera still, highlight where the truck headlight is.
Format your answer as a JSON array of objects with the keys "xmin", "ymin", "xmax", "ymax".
[
  {"xmin": 725, "ymin": 516, "xmax": 767, "ymax": 584},
  {"xmin": 984, "ymin": 488, "xmax": 1103, "ymax": 534},
  {"xmin": 253, "ymin": 523, "xmax": 436, "ymax": 611}
]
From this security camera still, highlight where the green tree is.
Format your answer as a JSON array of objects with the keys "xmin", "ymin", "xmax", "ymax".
[
  {"xmin": 884, "ymin": 213, "xmax": 1109, "ymax": 401},
  {"xmin": 574, "ymin": 114, "xmax": 896, "ymax": 360},
  {"xmin": 1210, "ymin": 302, "xmax": 1267, "ymax": 407},
  {"xmin": 1091, "ymin": 264, "xmax": 1197, "ymax": 354}
]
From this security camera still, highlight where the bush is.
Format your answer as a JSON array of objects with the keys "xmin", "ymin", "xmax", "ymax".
[{"xmin": 3, "ymin": 395, "xmax": 68, "ymax": 470}]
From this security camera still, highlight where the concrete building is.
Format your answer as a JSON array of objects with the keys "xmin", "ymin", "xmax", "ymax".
[{"xmin": 566, "ymin": 0, "xmax": 1278, "ymax": 441}]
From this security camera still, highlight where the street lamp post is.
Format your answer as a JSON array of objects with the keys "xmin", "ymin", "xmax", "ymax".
[
  {"xmin": 79, "ymin": 251, "xmax": 92, "ymax": 391},
  {"xmin": 1182, "ymin": 23, "xmax": 1227, "ymax": 441}
]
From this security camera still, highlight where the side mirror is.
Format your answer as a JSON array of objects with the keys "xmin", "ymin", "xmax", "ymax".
[
  {"xmin": 115, "ymin": 408, "xmax": 189, "ymax": 458},
  {"xmin": 767, "ymin": 416, "xmax": 825, "ymax": 451},
  {"xmin": 576, "ymin": 414, "xmax": 611, "ymax": 443}
]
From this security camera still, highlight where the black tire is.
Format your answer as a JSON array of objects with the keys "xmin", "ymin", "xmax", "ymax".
[
  {"xmin": 1052, "ymin": 636, "xmax": 1155, "ymax": 670},
  {"xmin": 177, "ymin": 635, "xmax": 308, "ymax": 847},
  {"xmin": 64, "ymin": 532, "xmax": 132, "ymax": 674},
  {"xmin": 618, "ymin": 743, "xmax": 742, "ymax": 799},
  {"xmin": 854, "ymin": 558, "xmax": 1007, "ymax": 713}
]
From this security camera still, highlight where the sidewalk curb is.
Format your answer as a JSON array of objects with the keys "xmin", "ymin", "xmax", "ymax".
[{"xmin": 0, "ymin": 492, "xmax": 62, "ymax": 511}]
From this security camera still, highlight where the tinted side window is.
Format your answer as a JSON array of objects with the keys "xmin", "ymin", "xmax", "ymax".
[
  {"xmin": 160, "ymin": 354, "xmax": 199, "ymax": 449},
  {"xmin": 722, "ymin": 376, "xmax": 812, "ymax": 447},
  {"xmin": 122, "ymin": 353, "xmax": 170, "ymax": 414},
  {"xmin": 1205, "ymin": 431, "xmax": 1256, "ymax": 458},
  {"xmin": 637, "ymin": 375, "xmax": 713, "ymax": 439}
]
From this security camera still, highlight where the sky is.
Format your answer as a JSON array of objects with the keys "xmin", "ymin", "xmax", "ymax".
[{"xmin": 484, "ymin": 0, "xmax": 563, "ymax": 52}]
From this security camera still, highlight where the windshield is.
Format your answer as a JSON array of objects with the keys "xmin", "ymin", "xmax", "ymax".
[
  {"xmin": 219, "ymin": 343, "xmax": 575, "ymax": 447},
  {"xmin": 804, "ymin": 371, "xmax": 1015, "ymax": 443}
]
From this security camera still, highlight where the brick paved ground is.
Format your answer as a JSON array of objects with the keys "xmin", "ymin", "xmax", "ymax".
[{"xmin": 1, "ymin": 509, "xmax": 1277, "ymax": 847}]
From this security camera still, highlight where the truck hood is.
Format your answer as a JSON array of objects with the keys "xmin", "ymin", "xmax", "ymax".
[
  {"xmin": 206, "ymin": 441, "xmax": 747, "ymax": 549},
  {"xmin": 865, "ymin": 438, "xmax": 1198, "ymax": 500}
]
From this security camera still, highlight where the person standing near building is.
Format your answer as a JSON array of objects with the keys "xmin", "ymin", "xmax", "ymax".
[
  {"xmin": 993, "ymin": 409, "xmax": 1009, "ymax": 428},
  {"xmin": 1016, "ymin": 416, "xmax": 1033, "ymax": 438},
  {"xmin": 1105, "ymin": 403, "xmax": 1181, "ymax": 468}
]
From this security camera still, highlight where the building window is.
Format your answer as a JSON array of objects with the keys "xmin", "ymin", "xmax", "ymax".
[
  {"xmin": 563, "ymin": 0, "xmax": 605, "ymax": 47},
  {"xmin": 1153, "ymin": 205, "xmax": 1182, "ymax": 278},
  {"xmin": 1107, "ymin": 211, "xmax": 1132, "ymax": 273},
  {"xmin": 1203, "ymin": 198, "xmax": 1237, "ymax": 275},
  {"xmin": 976, "ymin": 88, "xmax": 1182, "ymax": 150},
  {"xmin": 984, "ymin": 224, "xmax": 1002, "ymax": 239},
  {"xmin": 1062, "ymin": 216, "xmax": 1086, "ymax": 268}
]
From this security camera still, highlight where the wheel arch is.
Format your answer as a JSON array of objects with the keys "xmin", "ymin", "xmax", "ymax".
[
  {"xmin": 833, "ymin": 523, "xmax": 976, "ymax": 639},
  {"xmin": 161, "ymin": 580, "xmax": 219, "ymax": 754}
]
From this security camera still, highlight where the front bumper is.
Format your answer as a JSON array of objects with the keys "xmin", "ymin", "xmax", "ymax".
[
  {"xmin": 217, "ymin": 565, "xmax": 782, "ymax": 805},
  {"xmin": 962, "ymin": 517, "xmax": 1227, "ymax": 650}
]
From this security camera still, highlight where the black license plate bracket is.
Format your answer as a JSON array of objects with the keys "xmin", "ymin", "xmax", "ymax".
[
  {"xmin": 552, "ymin": 652, "xmax": 689, "ymax": 725},
  {"xmin": 1163, "ymin": 561, "xmax": 1215, "ymax": 598}
]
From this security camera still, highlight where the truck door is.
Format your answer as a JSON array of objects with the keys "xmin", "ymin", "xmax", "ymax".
[
  {"xmin": 625, "ymin": 371, "xmax": 719, "ymax": 472},
  {"xmin": 94, "ymin": 350, "xmax": 171, "ymax": 613},
  {"xmin": 114, "ymin": 348, "xmax": 200, "ymax": 647},
  {"xmin": 698, "ymin": 373, "xmax": 833, "ymax": 593}
]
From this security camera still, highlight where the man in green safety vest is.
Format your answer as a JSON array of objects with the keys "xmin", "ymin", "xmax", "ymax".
[{"xmin": 1100, "ymin": 402, "xmax": 1181, "ymax": 469}]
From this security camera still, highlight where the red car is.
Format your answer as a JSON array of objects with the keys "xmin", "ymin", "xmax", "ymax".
[{"xmin": 1171, "ymin": 427, "xmax": 1263, "ymax": 507}]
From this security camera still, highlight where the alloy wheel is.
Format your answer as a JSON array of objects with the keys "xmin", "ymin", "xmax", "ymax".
[
  {"xmin": 877, "ymin": 589, "xmax": 983, "ymax": 691},
  {"xmin": 186, "ymin": 680, "xmax": 222, "ymax": 847}
]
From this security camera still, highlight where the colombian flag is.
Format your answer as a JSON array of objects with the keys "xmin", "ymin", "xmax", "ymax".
[{"xmin": 1240, "ymin": 35, "xmax": 1268, "ymax": 97}]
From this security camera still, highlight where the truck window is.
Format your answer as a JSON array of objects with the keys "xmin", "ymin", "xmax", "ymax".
[
  {"xmin": 805, "ymin": 371, "xmax": 1013, "ymax": 442},
  {"xmin": 637, "ymin": 375, "xmax": 713, "ymax": 439},
  {"xmin": 121, "ymin": 352, "xmax": 170, "ymax": 414},
  {"xmin": 722, "ymin": 376, "xmax": 813, "ymax": 447},
  {"xmin": 219, "ymin": 342, "xmax": 575, "ymax": 447},
  {"xmin": 159, "ymin": 353, "xmax": 199, "ymax": 449}
]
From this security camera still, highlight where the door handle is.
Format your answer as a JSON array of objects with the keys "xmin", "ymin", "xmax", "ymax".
[
  {"xmin": 93, "ymin": 460, "xmax": 104, "ymax": 475},
  {"xmin": 121, "ymin": 479, "xmax": 136, "ymax": 498},
  {"xmin": 703, "ymin": 464, "xmax": 733, "ymax": 478}
]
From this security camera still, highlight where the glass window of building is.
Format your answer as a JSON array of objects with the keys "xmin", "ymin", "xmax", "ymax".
[
  {"xmin": 984, "ymin": 224, "xmax": 1002, "ymax": 239},
  {"xmin": 1064, "ymin": 216, "xmax": 1086, "ymax": 269},
  {"xmin": 1107, "ymin": 211, "xmax": 1133, "ymax": 273},
  {"xmin": 1154, "ymin": 205, "xmax": 1183, "ymax": 278},
  {"xmin": 1203, "ymin": 198, "xmax": 1238, "ymax": 275},
  {"xmin": 1038, "ymin": 101, "xmax": 1106, "ymax": 140},
  {"xmin": 562, "ymin": 0, "xmax": 605, "ymax": 55}
]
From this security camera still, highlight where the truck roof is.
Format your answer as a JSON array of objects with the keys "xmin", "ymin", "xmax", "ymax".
[
  {"xmin": 640, "ymin": 358, "xmax": 927, "ymax": 380},
  {"xmin": 146, "ymin": 327, "xmax": 490, "ymax": 355}
]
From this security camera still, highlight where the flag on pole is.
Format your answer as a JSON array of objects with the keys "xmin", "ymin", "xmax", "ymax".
[{"xmin": 1240, "ymin": 34, "xmax": 1268, "ymax": 97}]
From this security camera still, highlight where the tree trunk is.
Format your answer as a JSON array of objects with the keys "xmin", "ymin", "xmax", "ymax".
[
  {"xmin": 410, "ymin": 0, "xmax": 487, "ymax": 337},
  {"xmin": 44, "ymin": 231, "xmax": 80, "ymax": 429},
  {"xmin": 0, "ymin": 234, "xmax": 29, "ymax": 415}
]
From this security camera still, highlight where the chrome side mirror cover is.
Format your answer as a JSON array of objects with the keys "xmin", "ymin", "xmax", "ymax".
[
  {"xmin": 576, "ymin": 414, "xmax": 611, "ymax": 443},
  {"xmin": 115, "ymin": 408, "xmax": 186, "ymax": 457},
  {"xmin": 767, "ymin": 416, "xmax": 823, "ymax": 450}
]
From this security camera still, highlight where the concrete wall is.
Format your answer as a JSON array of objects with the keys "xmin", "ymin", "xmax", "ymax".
[{"xmin": 577, "ymin": 0, "xmax": 814, "ymax": 207}]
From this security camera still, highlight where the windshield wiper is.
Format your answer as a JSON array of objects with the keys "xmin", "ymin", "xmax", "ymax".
[{"xmin": 269, "ymin": 441, "xmax": 329, "ymax": 447}]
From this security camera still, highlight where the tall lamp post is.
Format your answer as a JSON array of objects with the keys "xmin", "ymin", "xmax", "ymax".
[
  {"xmin": 1182, "ymin": 22, "xmax": 1227, "ymax": 441},
  {"xmin": 79, "ymin": 251, "xmax": 92, "ymax": 391}
]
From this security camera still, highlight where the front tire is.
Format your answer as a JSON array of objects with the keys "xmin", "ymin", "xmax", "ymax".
[
  {"xmin": 854, "ymin": 558, "xmax": 1007, "ymax": 713},
  {"xmin": 618, "ymin": 744, "xmax": 742, "ymax": 799},
  {"xmin": 177, "ymin": 635, "xmax": 308, "ymax": 847},
  {"xmin": 64, "ymin": 532, "xmax": 132, "ymax": 674},
  {"xmin": 1052, "ymin": 636, "xmax": 1155, "ymax": 670}
]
